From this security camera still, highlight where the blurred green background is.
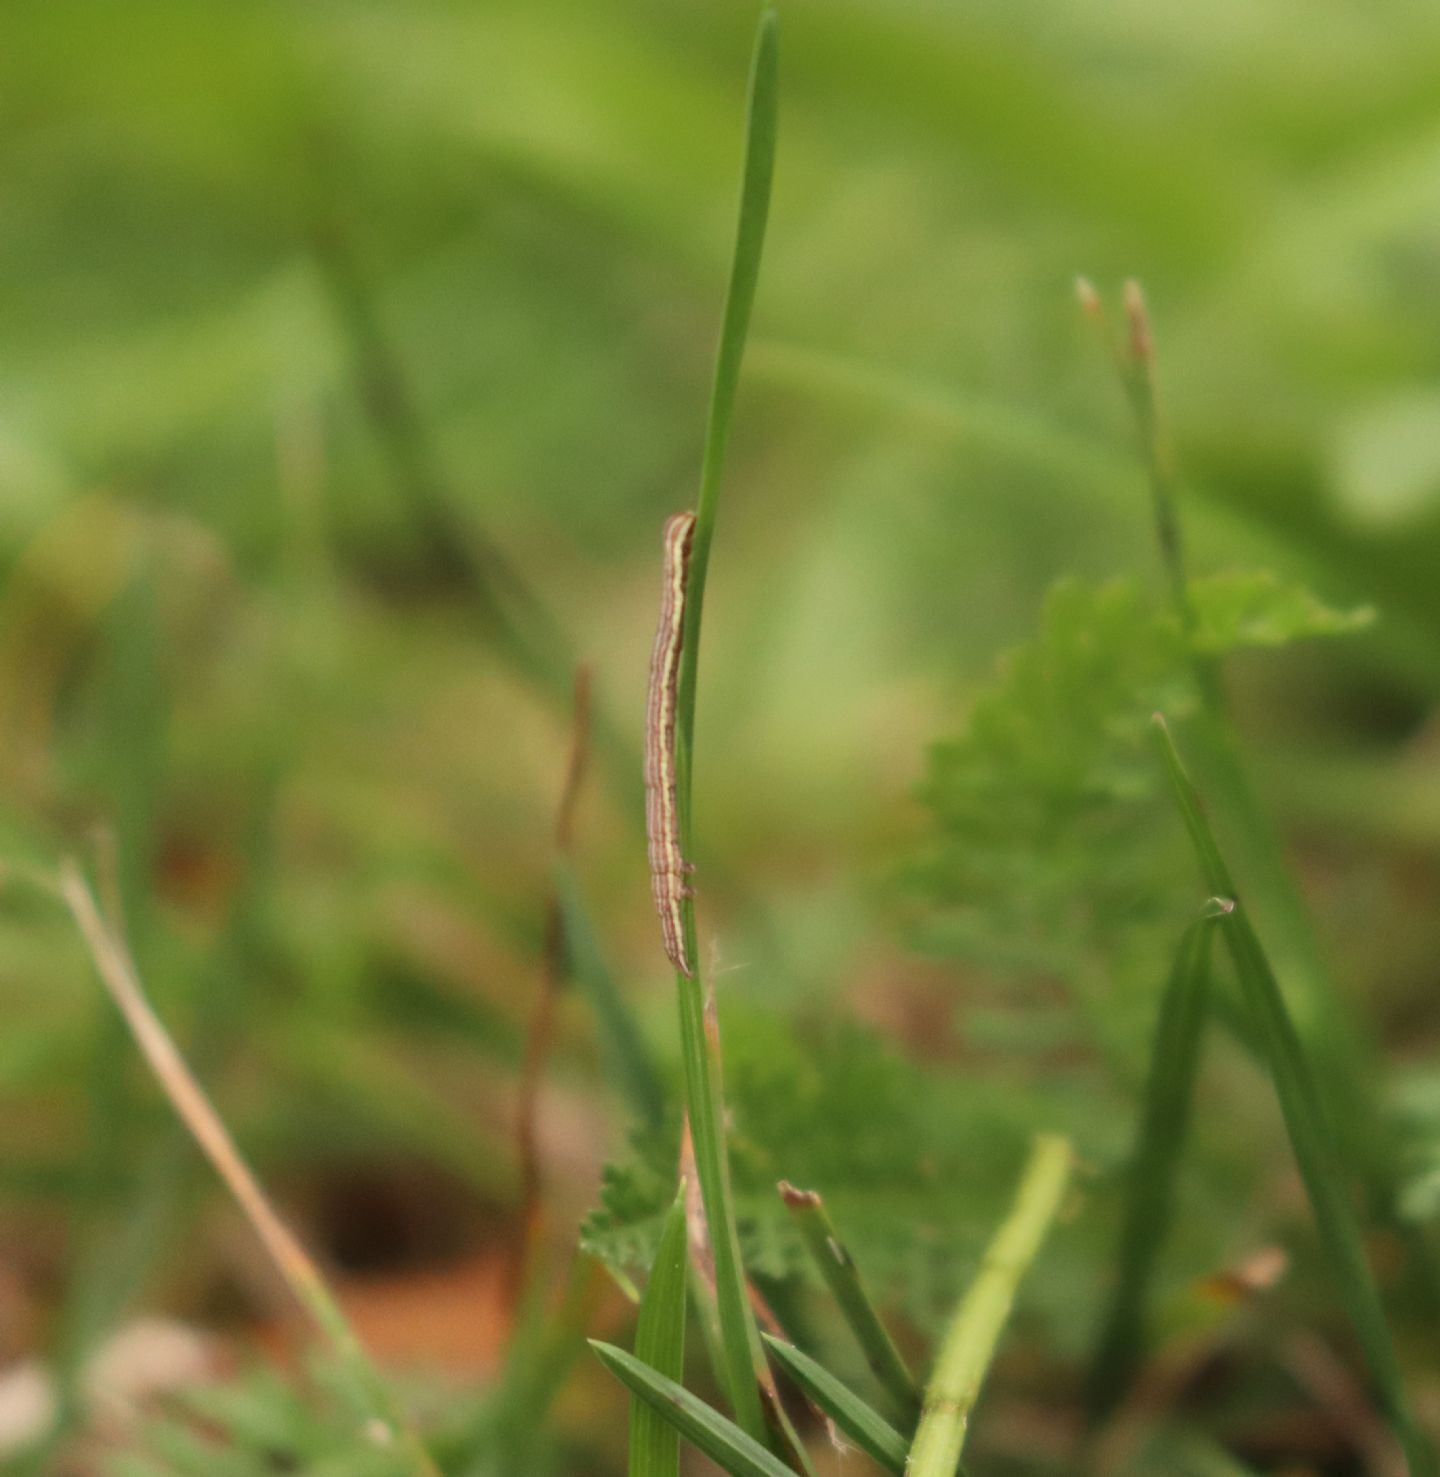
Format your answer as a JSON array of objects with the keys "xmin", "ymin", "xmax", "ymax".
[{"xmin": 6, "ymin": 0, "xmax": 1440, "ymax": 1471}]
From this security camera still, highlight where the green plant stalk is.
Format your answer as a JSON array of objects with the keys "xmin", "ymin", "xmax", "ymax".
[
  {"xmin": 762, "ymin": 1335, "xmax": 911, "ymax": 1475},
  {"xmin": 667, "ymin": 4, "xmax": 779, "ymax": 1451},
  {"xmin": 60, "ymin": 864, "xmax": 442, "ymax": 1477},
  {"xmin": 1094, "ymin": 283, "xmax": 1408, "ymax": 1251},
  {"xmin": 907, "ymin": 1135, "xmax": 1073, "ymax": 1477},
  {"xmin": 1153, "ymin": 720, "xmax": 1437, "ymax": 1477},
  {"xmin": 591, "ymin": 1342, "xmax": 797, "ymax": 1477},
  {"xmin": 1086, "ymin": 907, "xmax": 1222, "ymax": 1421},
  {"xmin": 778, "ymin": 1181, "xmax": 918, "ymax": 1414},
  {"xmin": 631, "ymin": 1187, "xmax": 689, "ymax": 1477}
]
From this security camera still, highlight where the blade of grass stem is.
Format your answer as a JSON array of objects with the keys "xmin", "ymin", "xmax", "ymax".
[
  {"xmin": 762, "ymin": 1336, "xmax": 910, "ymax": 1475},
  {"xmin": 591, "ymin": 1342, "xmax": 797, "ymax": 1477},
  {"xmin": 1084, "ymin": 281, "xmax": 1430, "ymax": 1297},
  {"xmin": 1086, "ymin": 906, "xmax": 1224, "ymax": 1422},
  {"xmin": 1076, "ymin": 278, "xmax": 1205, "ymax": 682},
  {"xmin": 907, "ymin": 1135, "xmax": 1073, "ymax": 1477},
  {"xmin": 778, "ymin": 1181, "xmax": 918, "ymax": 1415},
  {"xmin": 59, "ymin": 862, "xmax": 441, "ymax": 1477},
  {"xmin": 1152, "ymin": 718, "xmax": 1436, "ymax": 1477},
  {"xmin": 683, "ymin": 1120, "xmax": 817, "ymax": 1475},
  {"xmin": 631, "ymin": 1187, "xmax": 690, "ymax": 1477},
  {"xmin": 666, "ymin": 5, "xmax": 780, "ymax": 1452}
]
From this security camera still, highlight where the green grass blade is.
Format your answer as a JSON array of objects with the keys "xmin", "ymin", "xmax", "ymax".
[
  {"xmin": 630, "ymin": 1186, "xmax": 689, "ymax": 1477},
  {"xmin": 664, "ymin": 5, "xmax": 781, "ymax": 1450},
  {"xmin": 1086, "ymin": 906, "xmax": 1223, "ymax": 1421},
  {"xmin": 553, "ymin": 859, "xmax": 665, "ymax": 1129},
  {"xmin": 677, "ymin": 5, "xmax": 780, "ymax": 746},
  {"xmin": 761, "ymin": 1335, "xmax": 909, "ymax": 1475},
  {"xmin": 777, "ymin": 1182, "xmax": 918, "ymax": 1414},
  {"xmin": 907, "ymin": 1135, "xmax": 1073, "ymax": 1477},
  {"xmin": 590, "ymin": 1342, "xmax": 797, "ymax": 1477},
  {"xmin": 1153, "ymin": 717, "xmax": 1437, "ymax": 1477}
]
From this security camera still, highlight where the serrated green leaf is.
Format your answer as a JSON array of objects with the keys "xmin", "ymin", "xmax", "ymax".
[
  {"xmin": 630, "ymin": 1185, "xmax": 688, "ymax": 1477},
  {"xmin": 762, "ymin": 1335, "xmax": 910, "ymax": 1474},
  {"xmin": 590, "ymin": 1342, "xmax": 795, "ymax": 1477},
  {"xmin": 583, "ymin": 1013, "xmax": 1120, "ymax": 1348},
  {"xmin": 1187, "ymin": 570, "xmax": 1374, "ymax": 652}
]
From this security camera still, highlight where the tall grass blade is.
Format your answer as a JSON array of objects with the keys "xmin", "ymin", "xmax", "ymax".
[
  {"xmin": 591, "ymin": 1342, "xmax": 797, "ymax": 1477},
  {"xmin": 907, "ymin": 1135, "xmax": 1073, "ymax": 1477},
  {"xmin": 630, "ymin": 1187, "xmax": 689, "ymax": 1477},
  {"xmin": 676, "ymin": 6, "xmax": 781, "ymax": 735},
  {"xmin": 1152, "ymin": 717, "xmax": 1437, "ymax": 1477},
  {"xmin": 762, "ymin": 1335, "xmax": 910, "ymax": 1475},
  {"xmin": 778, "ymin": 1181, "xmax": 918, "ymax": 1414},
  {"xmin": 1087, "ymin": 278, "xmax": 1438, "ymax": 1312},
  {"xmin": 665, "ymin": 5, "xmax": 781, "ymax": 1450},
  {"xmin": 1086, "ymin": 904, "xmax": 1224, "ymax": 1421}
]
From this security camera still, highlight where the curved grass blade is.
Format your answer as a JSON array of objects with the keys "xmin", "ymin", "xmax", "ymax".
[
  {"xmin": 630, "ymin": 1186, "xmax": 689, "ymax": 1477},
  {"xmin": 1087, "ymin": 281, "xmax": 1437, "ymax": 1313},
  {"xmin": 665, "ymin": 5, "xmax": 781, "ymax": 1450},
  {"xmin": 1153, "ymin": 716, "xmax": 1437, "ymax": 1477},
  {"xmin": 907, "ymin": 1135, "xmax": 1073, "ymax": 1477},
  {"xmin": 1086, "ymin": 904, "xmax": 1224, "ymax": 1422},
  {"xmin": 60, "ymin": 863, "xmax": 441, "ymax": 1477},
  {"xmin": 590, "ymin": 1342, "xmax": 797, "ymax": 1477},
  {"xmin": 761, "ymin": 1335, "xmax": 909, "ymax": 1475},
  {"xmin": 777, "ymin": 1181, "xmax": 918, "ymax": 1415}
]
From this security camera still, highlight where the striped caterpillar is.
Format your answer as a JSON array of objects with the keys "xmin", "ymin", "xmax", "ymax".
[{"xmin": 645, "ymin": 512, "xmax": 697, "ymax": 977}]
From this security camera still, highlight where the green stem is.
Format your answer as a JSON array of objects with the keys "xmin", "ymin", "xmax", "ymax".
[
  {"xmin": 1153, "ymin": 720, "xmax": 1437, "ymax": 1477},
  {"xmin": 665, "ymin": 5, "xmax": 779, "ymax": 1453},
  {"xmin": 1086, "ymin": 906, "xmax": 1222, "ymax": 1421},
  {"xmin": 779, "ymin": 1181, "xmax": 918, "ymax": 1414},
  {"xmin": 1091, "ymin": 278, "xmax": 1435, "ymax": 1303},
  {"xmin": 906, "ymin": 1136, "xmax": 1073, "ymax": 1477}
]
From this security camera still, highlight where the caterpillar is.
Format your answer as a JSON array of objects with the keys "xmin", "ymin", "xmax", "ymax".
[{"xmin": 644, "ymin": 511, "xmax": 697, "ymax": 977}]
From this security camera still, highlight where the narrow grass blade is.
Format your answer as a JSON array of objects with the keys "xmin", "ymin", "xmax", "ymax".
[
  {"xmin": 591, "ymin": 1342, "xmax": 797, "ymax": 1477},
  {"xmin": 677, "ymin": 4, "xmax": 781, "ymax": 725},
  {"xmin": 665, "ymin": 5, "xmax": 781, "ymax": 1450},
  {"xmin": 907, "ymin": 1135, "xmax": 1073, "ymax": 1477},
  {"xmin": 630, "ymin": 1187, "xmax": 689, "ymax": 1477},
  {"xmin": 778, "ymin": 1181, "xmax": 918, "ymax": 1415},
  {"xmin": 1153, "ymin": 717, "xmax": 1437, "ymax": 1477},
  {"xmin": 59, "ymin": 863, "xmax": 441, "ymax": 1477},
  {"xmin": 1086, "ymin": 906, "xmax": 1223, "ymax": 1421},
  {"xmin": 1084, "ymin": 279, "xmax": 1437, "ymax": 1314},
  {"xmin": 762, "ymin": 1335, "xmax": 909, "ymax": 1475},
  {"xmin": 553, "ymin": 859, "xmax": 665, "ymax": 1128}
]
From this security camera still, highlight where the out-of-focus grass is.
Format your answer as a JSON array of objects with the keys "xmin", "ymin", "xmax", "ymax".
[{"xmin": 5, "ymin": 0, "xmax": 1440, "ymax": 1469}]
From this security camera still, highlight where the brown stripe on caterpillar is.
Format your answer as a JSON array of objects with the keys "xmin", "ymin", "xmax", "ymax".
[{"xmin": 644, "ymin": 512, "xmax": 697, "ymax": 977}]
